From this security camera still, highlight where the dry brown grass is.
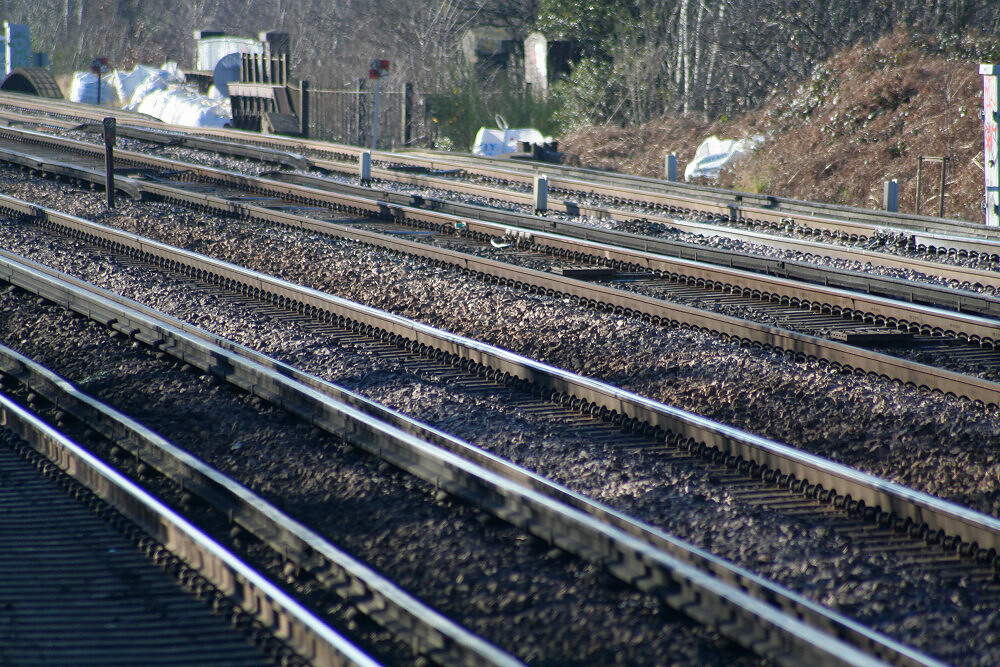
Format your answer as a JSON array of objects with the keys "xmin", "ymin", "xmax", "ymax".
[{"xmin": 559, "ymin": 30, "xmax": 991, "ymax": 222}]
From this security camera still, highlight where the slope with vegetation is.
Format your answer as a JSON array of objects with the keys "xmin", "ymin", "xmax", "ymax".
[{"xmin": 560, "ymin": 30, "xmax": 1000, "ymax": 222}]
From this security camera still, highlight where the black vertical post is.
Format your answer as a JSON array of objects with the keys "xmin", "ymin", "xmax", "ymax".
[
  {"xmin": 103, "ymin": 117, "xmax": 116, "ymax": 209},
  {"xmin": 299, "ymin": 80, "xmax": 310, "ymax": 139}
]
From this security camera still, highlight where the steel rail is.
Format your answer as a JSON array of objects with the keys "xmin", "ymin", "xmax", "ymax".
[
  {"xmin": 268, "ymin": 171, "xmax": 1000, "ymax": 318},
  {"xmin": 0, "ymin": 370, "xmax": 380, "ymax": 667},
  {"xmin": 401, "ymin": 148, "xmax": 1000, "ymax": 240},
  {"xmin": 0, "ymin": 140, "xmax": 142, "ymax": 199},
  {"xmin": 71, "ymin": 120, "xmax": 313, "ymax": 170},
  {"xmin": 0, "ymin": 269, "xmax": 521, "ymax": 667},
  {"xmin": 3, "ymin": 103, "xmax": 999, "ymax": 266},
  {"xmin": 7, "ymin": 122, "xmax": 1000, "ymax": 335},
  {"xmin": 7, "ymin": 194, "xmax": 1000, "ymax": 570},
  {"xmin": 302, "ymin": 158, "xmax": 1000, "ymax": 264},
  {"xmin": 0, "ymin": 249, "xmax": 901, "ymax": 667}
]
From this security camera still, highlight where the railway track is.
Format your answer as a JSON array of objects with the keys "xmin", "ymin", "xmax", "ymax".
[
  {"xmin": 7, "ymin": 99, "xmax": 1000, "ymax": 301},
  {"xmin": 0, "ymin": 242, "xmax": 904, "ymax": 666},
  {"xmin": 2, "ymin": 90, "xmax": 997, "ymax": 252},
  {"xmin": 1, "ymin": 184, "xmax": 1000, "ymax": 662},
  {"xmin": 2, "ymin": 93, "xmax": 1000, "ymax": 663},
  {"xmin": 0, "ymin": 354, "xmax": 375, "ymax": 666},
  {"xmin": 1, "ymin": 124, "xmax": 1000, "ymax": 408}
]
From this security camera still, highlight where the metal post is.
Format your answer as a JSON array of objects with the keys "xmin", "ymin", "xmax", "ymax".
[
  {"xmin": 665, "ymin": 153, "xmax": 678, "ymax": 181},
  {"xmin": 982, "ymin": 64, "xmax": 999, "ymax": 227},
  {"xmin": 915, "ymin": 159, "xmax": 922, "ymax": 215},
  {"xmin": 883, "ymin": 180, "xmax": 898, "ymax": 212},
  {"xmin": 359, "ymin": 150, "xmax": 372, "ymax": 183},
  {"xmin": 371, "ymin": 77, "xmax": 381, "ymax": 152},
  {"xmin": 299, "ymin": 80, "xmax": 310, "ymax": 139},
  {"xmin": 534, "ymin": 174, "xmax": 548, "ymax": 213},
  {"xmin": 102, "ymin": 117, "xmax": 116, "ymax": 209},
  {"xmin": 356, "ymin": 78, "xmax": 365, "ymax": 147},
  {"xmin": 939, "ymin": 157, "xmax": 947, "ymax": 218},
  {"xmin": 401, "ymin": 82, "xmax": 413, "ymax": 147}
]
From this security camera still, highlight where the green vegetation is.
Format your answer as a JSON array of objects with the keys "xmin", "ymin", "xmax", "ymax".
[{"xmin": 427, "ymin": 68, "xmax": 560, "ymax": 150}]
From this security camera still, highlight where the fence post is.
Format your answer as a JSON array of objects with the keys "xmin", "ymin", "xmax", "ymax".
[
  {"xmin": 356, "ymin": 78, "xmax": 365, "ymax": 147},
  {"xmin": 103, "ymin": 117, "xmax": 116, "ymax": 209},
  {"xmin": 401, "ymin": 82, "xmax": 413, "ymax": 147},
  {"xmin": 299, "ymin": 80, "xmax": 310, "ymax": 138},
  {"xmin": 883, "ymin": 179, "xmax": 898, "ymax": 212}
]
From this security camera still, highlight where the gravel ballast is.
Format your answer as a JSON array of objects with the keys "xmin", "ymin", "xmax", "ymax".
[
  {"xmin": 2, "ymin": 160, "xmax": 1000, "ymax": 664},
  {"xmin": 0, "ymin": 286, "xmax": 762, "ymax": 666}
]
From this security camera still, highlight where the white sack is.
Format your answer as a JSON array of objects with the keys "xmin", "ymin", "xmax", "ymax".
[
  {"xmin": 472, "ymin": 127, "xmax": 550, "ymax": 157},
  {"xmin": 684, "ymin": 135, "xmax": 762, "ymax": 181}
]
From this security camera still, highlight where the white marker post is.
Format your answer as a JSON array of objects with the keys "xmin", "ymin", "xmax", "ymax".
[
  {"xmin": 883, "ymin": 179, "xmax": 898, "ymax": 212},
  {"xmin": 983, "ymin": 64, "xmax": 999, "ymax": 227}
]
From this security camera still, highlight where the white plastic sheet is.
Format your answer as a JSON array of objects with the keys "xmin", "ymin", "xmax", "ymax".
[
  {"xmin": 133, "ymin": 87, "xmax": 231, "ymax": 128},
  {"xmin": 684, "ymin": 135, "xmax": 762, "ymax": 181},
  {"xmin": 472, "ymin": 127, "xmax": 550, "ymax": 157},
  {"xmin": 111, "ymin": 65, "xmax": 164, "ymax": 107}
]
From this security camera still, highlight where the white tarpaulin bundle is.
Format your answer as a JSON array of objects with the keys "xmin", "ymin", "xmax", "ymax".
[
  {"xmin": 684, "ymin": 135, "xmax": 762, "ymax": 181},
  {"xmin": 131, "ymin": 86, "xmax": 231, "ymax": 128},
  {"xmin": 110, "ymin": 64, "xmax": 179, "ymax": 106},
  {"xmin": 70, "ymin": 62, "xmax": 231, "ymax": 128},
  {"xmin": 472, "ymin": 127, "xmax": 550, "ymax": 157}
]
